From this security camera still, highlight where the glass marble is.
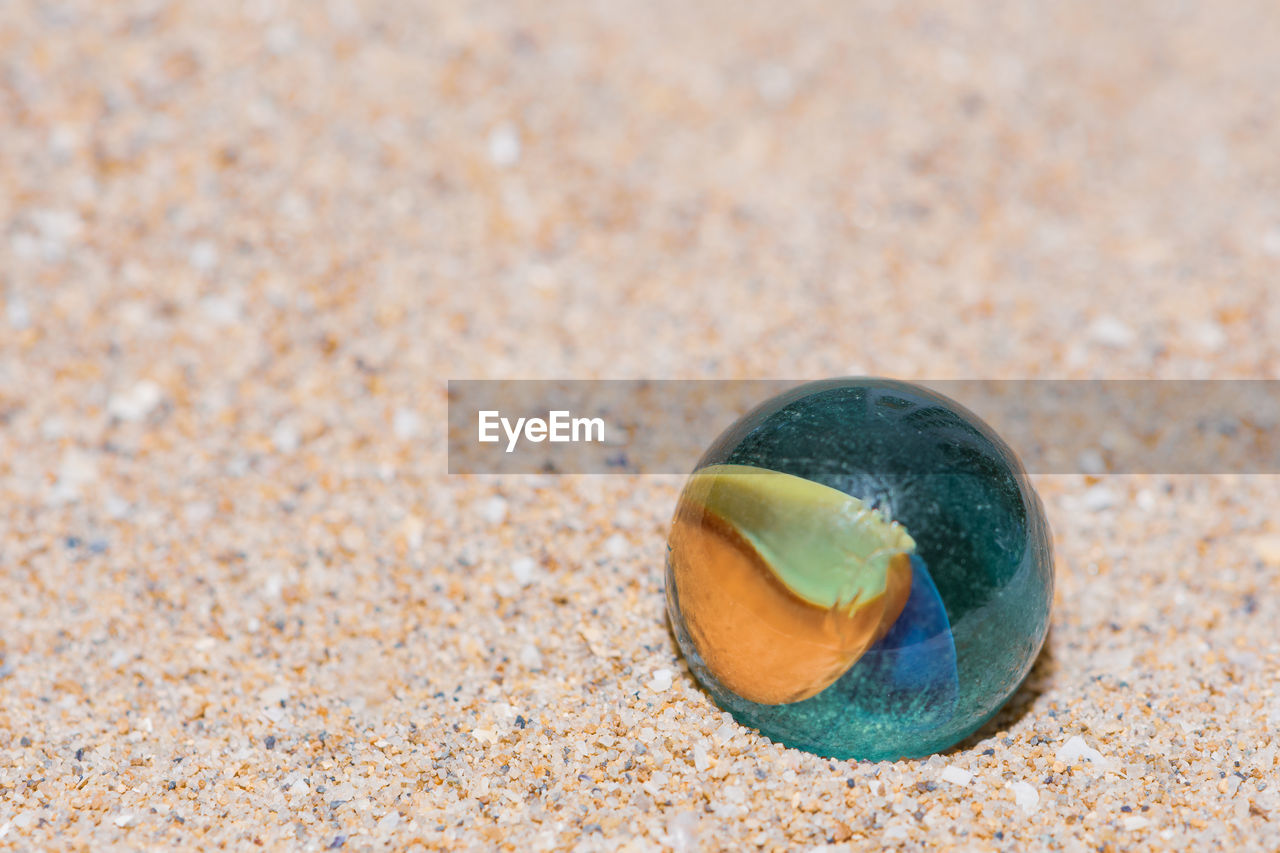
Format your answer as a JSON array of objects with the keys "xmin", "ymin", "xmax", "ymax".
[{"xmin": 665, "ymin": 378, "xmax": 1054, "ymax": 761}]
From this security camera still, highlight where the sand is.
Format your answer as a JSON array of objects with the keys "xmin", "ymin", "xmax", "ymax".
[{"xmin": 2, "ymin": 0, "xmax": 1279, "ymax": 849}]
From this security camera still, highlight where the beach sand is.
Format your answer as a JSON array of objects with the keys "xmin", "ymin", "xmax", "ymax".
[{"xmin": 1, "ymin": 0, "xmax": 1278, "ymax": 849}]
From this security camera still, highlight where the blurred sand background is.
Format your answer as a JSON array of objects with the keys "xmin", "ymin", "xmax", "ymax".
[{"xmin": 2, "ymin": 0, "xmax": 1280, "ymax": 849}]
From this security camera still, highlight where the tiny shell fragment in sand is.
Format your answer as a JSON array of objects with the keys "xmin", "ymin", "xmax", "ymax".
[
  {"xmin": 579, "ymin": 625, "xmax": 620, "ymax": 658},
  {"xmin": 1056, "ymin": 735, "xmax": 1113, "ymax": 771},
  {"xmin": 649, "ymin": 668, "xmax": 674, "ymax": 692},
  {"xmin": 1010, "ymin": 780, "xmax": 1040, "ymax": 814}
]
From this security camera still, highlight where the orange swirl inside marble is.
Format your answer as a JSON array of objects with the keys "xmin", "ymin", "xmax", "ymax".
[{"xmin": 670, "ymin": 506, "xmax": 913, "ymax": 705}]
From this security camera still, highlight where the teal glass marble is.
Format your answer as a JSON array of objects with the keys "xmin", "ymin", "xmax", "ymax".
[{"xmin": 665, "ymin": 378, "xmax": 1053, "ymax": 761}]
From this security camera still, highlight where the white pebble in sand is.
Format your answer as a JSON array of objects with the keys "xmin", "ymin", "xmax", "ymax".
[
  {"xmin": 1080, "ymin": 485, "xmax": 1117, "ymax": 512},
  {"xmin": 488, "ymin": 123, "xmax": 521, "ymax": 167},
  {"xmin": 883, "ymin": 823, "xmax": 911, "ymax": 841},
  {"xmin": 50, "ymin": 450, "xmax": 99, "ymax": 504},
  {"xmin": 754, "ymin": 63, "xmax": 796, "ymax": 106},
  {"xmin": 5, "ymin": 296, "xmax": 31, "ymax": 330},
  {"xmin": 940, "ymin": 766, "xmax": 972, "ymax": 787},
  {"xmin": 664, "ymin": 811, "xmax": 700, "ymax": 852},
  {"xmin": 519, "ymin": 644, "xmax": 542, "ymax": 670},
  {"xmin": 392, "ymin": 408, "xmax": 420, "ymax": 440},
  {"xmin": 713, "ymin": 720, "xmax": 737, "ymax": 743},
  {"xmin": 271, "ymin": 423, "xmax": 301, "ymax": 453},
  {"xmin": 375, "ymin": 812, "xmax": 400, "ymax": 836},
  {"xmin": 104, "ymin": 494, "xmax": 132, "ymax": 520},
  {"xmin": 510, "ymin": 556, "xmax": 538, "ymax": 586},
  {"xmin": 1261, "ymin": 227, "xmax": 1280, "ymax": 257},
  {"xmin": 108, "ymin": 380, "xmax": 163, "ymax": 422},
  {"xmin": 188, "ymin": 240, "xmax": 219, "ymax": 273},
  {"xmin": 481, "ymin": 496, "xmax": 508, "ymax": 525},
  {"xmin": 1056, "ymin": 735, "xmax": 1113, "ymax": 770},
  {"xmin": 1009, "ymin": 780, "xmax": 1040, "ymax": 814},
  {"xmin": 1077, "ymin": 448, "xmax": 1106, "ymax": 474},
  {"xmin": 1188, "ymin": 321, "xmax": 1226, "ymax": 352},
  {"xmin": 604, "ymin": 533, "xmax": 628, "ymax": 557},
  {"xmin": 648, "ymin": 668, "xmax": 674, "ymax": 692},
  {"xmin": 1088, "ymin": 316, "xmax": 1136, "ymax": 348},
  {"xmin": 199, "ymin": 294, "xmax": 242, "ymax": 326}
]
